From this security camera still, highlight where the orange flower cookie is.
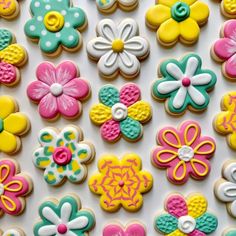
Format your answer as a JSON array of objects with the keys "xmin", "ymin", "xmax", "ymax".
[
  {"xmin": 0, "ymin": 0, "xmax": 20, "ymax": 20},
  {"xmin": 89, "ymin": 153, "xmax": 153, "ymax": 212}
]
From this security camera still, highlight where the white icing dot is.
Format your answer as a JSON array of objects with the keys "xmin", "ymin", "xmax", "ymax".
[
  {"xmin": 41, "ymin": 30, "xmax": 47, "ymax": 36},
  {"xmin": 74, "ymin": 12, "xmax": 79, "ymax": 18},
  {"xmin": 45, "ymin": 4, "xmax": 51, "ymax": 10},
  {"xmin": 111, "ymin": 103, "xmax": 128, "ymax": 121},
  {"xmin": 37, "ymin": 16, "xmax": 43, "ymax": 21},
  {"xmin": 61, "ymin": 10, "xmax": 66, "ymax": 15},
  {"xmin": 0, "ymin": 184, "xmax": 4, "ymax": 195},
  {"xmin": 178, "ymin": 216, "xmax": 196, "ymax": 234},
  {"xmin": 68, "ymin": 35, "xmax": 74, "ymax": 41},
  {"xmin": 50, "ymin": 83, "xmax": 63, "ymax": 96},
  {"xmin": 178, "ymin": 146, "xmax": 194, "ymax": 162},
  {"xmin": 57, "ymin": 0, "xmax": 62, "ymax": 2},
  {"xmin": 65, "ymin": 22, "xmax": 70, "ymax": 27},
  {"xmin": 55, "ymin": 32, "xmax": 61, "ymax": 38},
  {"xmin": 30, "ymin": 25, "xmax": 36, "ymax": 31},
  {"xmin": 45, "ymin": 41, "xmax": 52, "ymax": 47},
  {"xmin": 34, "ymin": 1, "xmax": 40, "ymax": 7}
]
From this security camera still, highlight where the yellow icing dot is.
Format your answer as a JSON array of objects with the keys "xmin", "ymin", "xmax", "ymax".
[
  {"xmin": 43, "ymin": 11, "xmax": 64, "ymax": 32},
  {"xmin": 112, "ymin": 39, "xmax": 124, "ymax": 53}
]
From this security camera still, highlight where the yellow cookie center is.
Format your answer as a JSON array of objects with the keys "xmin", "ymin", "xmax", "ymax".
[
  {"xmin": 112, "ymin": 39, "xmax": 124, "ymax": 53},
  {"xmin": 44, "ymin": 11, "xmax": 64, "ymax": 32}
]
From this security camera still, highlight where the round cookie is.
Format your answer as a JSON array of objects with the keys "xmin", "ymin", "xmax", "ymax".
[
  {"xmin": 87, "ymin": 18, "xmax": 149, "ymax": 79},
  {"xmin": 220, "ymin": 0, "xmax": 236, "ymax": 18},
  {"xmin": 152, "ymin": 53, "xmax": 217, "ymax": 116},
  {"xmin": 0, "ymin": 0, "xmax": 19, "ymax": 20},
  {"xmin": 222, "ymin": 228, "xmax": 236, "ymax": 236},
  {"xmin": 0, "ymin": 228, "xmax": 25, "ymax": 236},
  {"xmin": 27, "ymin": 61, "xmax": 91, "ymax": 121},
  {"xmin": 33, "ymin": 125, "xmax": 95, "ymax": 186}
]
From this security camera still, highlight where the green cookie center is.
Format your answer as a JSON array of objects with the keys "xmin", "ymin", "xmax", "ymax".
[
  {"xmin": 0, "ymin": 118, "xmax": 3, "ymax": 133},
  {"xmin": 171, "ymin": 2, "xmax": 190, "ymax": 22}
]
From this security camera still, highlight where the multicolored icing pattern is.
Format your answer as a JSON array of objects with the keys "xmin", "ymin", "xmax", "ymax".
[
  {"xmin": 24, "ymin": 0, "xmax": 87, "ymax": 55},
  {"xmin": 87, "ymin": 19, "xmax": 149, "ymax": 79},
  {"xmin": 221, "ymin": 0, "xmax": 236, "ymax": 18},
  {"xmin": 34, "ymin": 195, "xmax": 95, "ymax": 236},
  {"xmin": 151, "ymin": 121, "xmax": 216, "ymax": 185},
  {"xmin": 214, "ymin": 161, "xmax": 236, "ymax": 218},
  {"xmin": 145, "ymin": 0, "xmax": 209, "ymax": 45},
  {"xmin": 0, "ymin": 159, "xmax": 32, "ymax": 216},
  {"xmin": 0, "ymin": 0, "xmax": 19, "ymax": 19},
  {"xmin": 89, "ymin": 153, "xmax": 153, "ymax": 212},
  {"xmin": 0, "ymin": 96, "xmax": 30, "ymax": 154},
  {"xmin": 155, "ymin": 193, "xmax": 218, "ymax": 235},
  {"xmin": 0, "ymin": 228, "xmax": 24, "ymax": 236},
  {"xmin": 223, "ymin": 228, "xmax": 236, "ymax": 236},
  {"xmin": 103, "ymin": 222, "xmax": 146, "ymax": 236},
  {"xmin": 214, "ymin": 92, "xmax": 236, "ymax": 150},
  {"xmin": 27, "ymin": 61, "xmax": 90, "ymax": 120},
  {"xmin": 212, "ymin": 20, "xmax": 236, "ymax": 81},
  {"xmin": 152, "ymin": 54, "xmax": 217, "ymax": 115},
  {"xmin": 89, "ymin": 83, "xmax": 152, "ymax": 142},
  {"xmin": 0, "ymin": 29, "xmax": 27, "ymax": 86},
  {"xmin": 33, "ymin": 126, "xmax": 95, "ymax": 186}
]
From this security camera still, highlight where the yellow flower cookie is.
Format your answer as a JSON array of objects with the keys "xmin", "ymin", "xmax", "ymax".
[
  {"xmin": 0, "ymin": 96, "xmax": 30, "ymax": 154},
  {"xmin": 145, "ymin": 0, "xmax": 209, "ymax": 46},
  {"xmin": 221, "ymin": 0, "xmax": 236, "ymax": 18},
  {"xmin": 0, "ymin": 0, "xmax": 19, "ymax": 20},
  {"xmin": 89, "ymin": 153, "xmax": 153, "ymax": 212}
]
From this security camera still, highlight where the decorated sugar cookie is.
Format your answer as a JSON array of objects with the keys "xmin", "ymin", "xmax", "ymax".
[
  {"xmin": 0, "ymin": 96, "xmax": 30, "ymax": 154},
  {"xmin": 90, "ymin": 83, "xmax": 152, "ymax": 142},
  {"xmin": 96, "ymin": 0, "xmax": 138, "ymax": 13},
  {"xmin": 103, "ymin": 222, "xmax": 146, "ymax": 236},
  {"xmin": 89, "ymin": 153, "xmax": 153, "ymax": 212},
  {"xmin": 220, "ymin": 0, "xmax": 236, "ymax": 18},
  {"xmin": 214, "ymin": 92, "xmax": 236, "ymax": 150},
  {"xmin": 34, "ymin": 194, "xmax": 95, "ymax": 236},
  {"xmin": 0, "ymin": 0, "xmax": 19, "ymax": 20},
  {"xmin": 223, "ymin": 228, "xmax": 236, "ymax": 236},
  {"xmin": 0, "ymin": 159, "xmax": 32, "ymax": 216},
  {"xmin": 211, "ymin": 20, "xmax": 236, "ymax": 81},
  {"xmin": 27, "ymin": 61, "xmax": 90, "ymax": 120},
  {"xmin": 0, "ymin": 29, "xmax": 27, "ymax": 86},
  {"xmin": 152, "ymin": 53, "xmax": 217, "ymax": 115},
  {"xmin": 24, "ymin": 0, "xmax": 87, "ymax": 56},
  {"xmin": 151, "ymin": 121, "xmax": 216, "ymax": 185},
  {"xmin": 33, "ymin": 125, "xmax": 95, "ymax": 186},
  {"xmin": 145, "ymin": 0, "xmax": 209, "ymax": 46},
  {"xmin": 214, "ymin": 160, "xmax": 236, "ymax": 218},
  {"xmin": 155, "ymin": 193, "xmax": 218, "ymax": 235},
  {"xmin": 87, "ymin": 18, "xmax": 149, "ymax": 79},
  {"xmin": 0, "ymin": 228, "xmax": 25, "ymax": 236}
]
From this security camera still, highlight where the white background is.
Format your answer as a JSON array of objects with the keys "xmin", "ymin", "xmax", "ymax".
[{"xmin": 1, "ymin": 0, "xmax": 235, "ymax": 234}]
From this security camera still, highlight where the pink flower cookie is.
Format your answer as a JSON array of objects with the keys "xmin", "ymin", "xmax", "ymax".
[
  {"xmin": 151, "ymin": 121, "xmax": 216, "ymax": 185},
  {"xmin": 27, "ymin": 61, "xmax": 90, "ymax": 120},
  {"xmin": 0, "ymin": 159, "xmax": 32, "ymax": 216},
  {"xmin": 212, "ymin": 20, "xmax": 236, "ymax": 81}
]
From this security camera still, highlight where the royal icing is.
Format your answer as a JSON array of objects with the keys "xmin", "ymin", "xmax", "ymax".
[
  {"xmin": 0, "ymin": 159, "xmax": 32, "ymax": 216},
  {"xmin": 215, "ymin": 161, "xmax": 236, "ymax": 218},
  {"xmin": 223, "ymin": 228, "xmax": 236, "ymax": 236},
  {"xmin": 151, "ymin": 121, "xmax": 216, "ymax": 185},
  {"xmin": 212, "ymin": 20, "xmax": 236, "ymax": 80},
  {"xmin": 24, "ymin": 0, "xmax": 87, "ymax": 55},
  {"xmin": 0, "ymin": 0, "xmax": 19, "ymax": 19},
  {"xmin": 34, "ymin": 195, "xmax": 95, "ymax": 236},
  {"xmin": 152, "ymin": 53, "xmax": 217, "ymax": 115},
  {"xmin": 0, "ymin": 96, "xmax": 30, "ymax": 154},
  {"xmin": 103, "ymin": 223, "xmax": 146, "ymax": 236},
  {"xmin": 87, "ymin": 18, "xmax": 149, "ymax": 79},
  {"xmin": 89, "ymin": 153, "xmax": 153, "ymax": 212},
  {"xmin": 0, "ymin": 29, "xmax": 27, "ymax": 86},
  {"xmin": 145, "ymin": 0, "xmax": 209, "ymax": 45},
  {"xmin": 155, "ymin": 193, "xmax": 218, "ymax": 235},
  {"xmin": 214, "ymin": 92, "xmax": 236, "ymax": 150},
  {"xmin": 1, "ymin": 228, "xmax": 23, "ymax": 236},
  {"xmin": 89, "ymin": 83, "xmax": 152, "ymax": 142},
  {"xmin": 27, "ymin": 61, "xmax": 90, "ymax": 120},
  {"xmin": 221, "ymin": 0, "xmax": 236, "ymax": 18},
  {"xmin": 33, "ymin": 125, "xmax": 94, "ymax": 186}
]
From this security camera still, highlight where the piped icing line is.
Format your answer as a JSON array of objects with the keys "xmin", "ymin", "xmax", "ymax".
[{"xmin": 0, "ymin": 0, "xmax": 19, "ymax": 19}]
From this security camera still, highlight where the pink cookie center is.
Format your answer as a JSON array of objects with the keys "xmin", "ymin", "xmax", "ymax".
[
  {"xmin": 53, "ymin": 147, "xmax": 72, "ymax": 166},
  {"xmin": 57, "ymin": 224, "xmax": 68, "ymax": 234},
  {"xmin": 119, "ymin": 180, "xmax": 125, "ymax": 187},
  {"xmin": 182, "ymin": 77, "xmax": 191, "ymax": 87}
]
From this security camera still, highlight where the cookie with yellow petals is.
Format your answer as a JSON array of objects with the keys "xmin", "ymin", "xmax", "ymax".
[
  {"xmin": 145, "ymin": 0, "xmax": 210, "ymax": 46},
  {"xmin": 0, "ymin": 0, "xmax": 20, "ymax": 20},
  {"xmin": 0, "ymin": 96, "xmax": 30, "ymax": 155},
  {"xmin": 221, "ymin": 0, "xmax": 236, "ymax": 18}
]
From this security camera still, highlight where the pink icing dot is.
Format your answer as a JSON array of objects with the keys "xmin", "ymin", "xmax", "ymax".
[
  {"xmin": 182, "ymin": 77, "xmax": 191, "ymax": 87},
  {"xmin": 53, "ymin": 147, "xmax": 72, "ymax": 166},
  {"xmin": 57, "ymin": 224, "xmax": 68, "ymax": 234},
  {"xmin": 119, "ymin": 180, "xmax": 125, "ymax": 187}
]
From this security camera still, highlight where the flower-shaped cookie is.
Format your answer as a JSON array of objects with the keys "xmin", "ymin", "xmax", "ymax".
[
  {"xmin": 87, "ymin": 19, "xmax": 149, "ymax": 79},
  {"xmin": 214, "ymin": 161, "xmax": 236, "ymax": 218},
  {"xmin": 27, "ymin": 61, "xmax": 90, "ymax": 120},
  {"xmin": 33, "ymin": 126, "xmax": 95, "ymax": 186},
  {"xmin": 0, "ymin": 0, "xmax": 19, "ymax": 19},
  {"xmin": 90, "ymin": 83, "xmax": 152, "ymax": 142},
  {"xmin": 152, "ymin": 53, "xmax": 217, "ymax": 115},
  {"xmin": 151, "ymin": 121, "xmax": 216, "ymax": 185},
  {"xmin": 24, "ymin": 0, "xmax": 87, "ymax": 56},
  {"xmin": 220, "ymin": 0, "xmax": 236, "ymax": 18},
  {"xmin": 89, "ymin": 153, "xmax": 153, "ymax": 212},
  {"xmin": 223, "ymin": 228, "xmax": 236, "ymax": 236},
  {"xmin": 145, "ymin": 0, "xmax": 209, "ymax": 46},
  {"xmin": 0, "ymin": 29, "xmax": 27, "ymax": 86},
  {"xmin": 0, "ymin": 96, "xmax": 30, "ymax": 154},
  {"xmin": 34, "ymin": 195, "xmax": 95, "ymax": 236},
  {"xmin": 0, "ymin": 159, "xmax": 32, "ymax": 216},
  {"xmin": 155, "ymin": 193, "xmax": 218, "ymax": 235},
  {"xmin": 212, "ymin": 20, "xmax": 236, "ymax": 81},
  {"xmin": 0, "ymin": 228, "xmax": 25, "ymax": 236},
  {"xmin": 214, "ymin": 92, "xmax": 236, "ymax": 150}
]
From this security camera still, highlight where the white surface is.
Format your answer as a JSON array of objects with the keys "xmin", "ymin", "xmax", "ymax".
[{"xmin": 1, "ymin": 0, "xmax": 235, "ymax": 234}]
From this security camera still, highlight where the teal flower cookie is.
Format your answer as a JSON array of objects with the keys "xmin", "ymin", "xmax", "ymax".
[
  {"xmin": 223, "ymin": 228, "xmax": 236, "ymax": 236},
  {"xmin": 24, "ymin": 0, "xmax": 87, "ymax": 55},
  {"xmin": 34, "ymin": 195, "xmax": 95, "ymax": 236},
  {"xmin": 152, "ymin": 53, "xmax": 217, "ymax": 115}
]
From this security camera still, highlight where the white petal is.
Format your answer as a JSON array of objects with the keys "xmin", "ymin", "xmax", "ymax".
[
  {"xmin": 38, "ymin": 225, "xmax": 57, "ymax": 235},
  {"xmin": 191, "ymin": 74, "xmax": 212, "ymax": 85},
  {"xmin": 118, "ymin": 18, "xmax": 138, "ymax": 42},
  {"xmin": 216, "ymin": 182, "xmax": 236, "ymax": 202},
  {"xmin": 38, "ymin": 128, "xmax": 57, "ymax": 147},
  {"xmin": 230, "ymin": 200, "xmax": 236, "ymax": 217},
  {"xmin": 185, "ymin": 56, "xmax": 199, "ymax": 77},
  {"xmin": 68, "ymin": 216, "xmax": 89, "ymax": 229},
  {"xmin": 75, "ymin": 143, "xmax": 92, "ymax": 163},
  {"xmin": 96, "ymin": 19, "xmax": 117, "ymax": 42},
  {"xmin": 61, "ymin": 202, "xmax": 72, "ymax": 223},
  {"xmin": 172, "ymin": 87, "xmax": 187, "ymax": 109},
  {"xmin": 223, "ymin": 162, "xmax": 236, "ymax": 183},
  {"xmin": 187, "ymin": 86, "xmax": 206, "ymax": 106},
  {"xmin": 57, "ymin": 126, "xmax": 80, "ymax": 146},
  {"xmin": 65, "ymin": 231, "xmax": 77, "ymax": 236},
  {"xmin": 157, "ymin": 81, "xmax": 181, "ymax": 94},
  {"xmin": 166, "ymin": 63, "xmax": 183, "ymax": 80},
  {"xmin": 42, "ymin": 207, "xmax": 60, "ymax": 225}
]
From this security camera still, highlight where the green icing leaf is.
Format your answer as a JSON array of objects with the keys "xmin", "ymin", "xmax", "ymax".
[
  {"xmin": 120, "ymin": 117, "xmax": 142, "ymax": 140},
  {"xmin": 196, "ymin": 212, "xmax": 218, "ymax": 233},
  {"xmin": 99, "ymin": 85, "xmax": 119, "ymax": 107},
  {"xmin": 0, "ymin": 29, "xmax": 12, "ymax": 51},
  {"xmin": 155, "ymin": 214, "xmax": 178, "ymax": 234}
]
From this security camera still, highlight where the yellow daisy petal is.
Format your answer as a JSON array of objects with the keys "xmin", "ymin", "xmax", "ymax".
[
  {"xmin": 89, "ymin": 104, "xmax": 112, "ymax": 125},
  {"xmin": 98, "ymin": 154, "xmax": 120, "ymax": 174},
  {"xmin": 180, "ymin": 18, "xmax": 200, "ymax": 43},
  {"xmin": 122, "ymin": 153, "xmax": 141, "ymax": 172},
  {"xmin": 0, "ymin": 130, "xmax": 18, "ymax": 154},
  {"xmin": 181, "ymin": 0, "xmax": 197, "ymax": 5},
  {"xmin": 190, "ymin": 1, "xmax": 209, "ymax": 24},
  {"xmin": 167, "ymin": 229, "xmax": 186, "ymax": 236},
  {"xmin": 158, "ymin": 0, "xmax": 178, "ymax": 7},
  {"xmin": 187, "ymin": 193, "xmax": 207, "ymax": 218},
  {"xmin": 0, "ymin": 96, "xmax": 17, "ymax": 120}
]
